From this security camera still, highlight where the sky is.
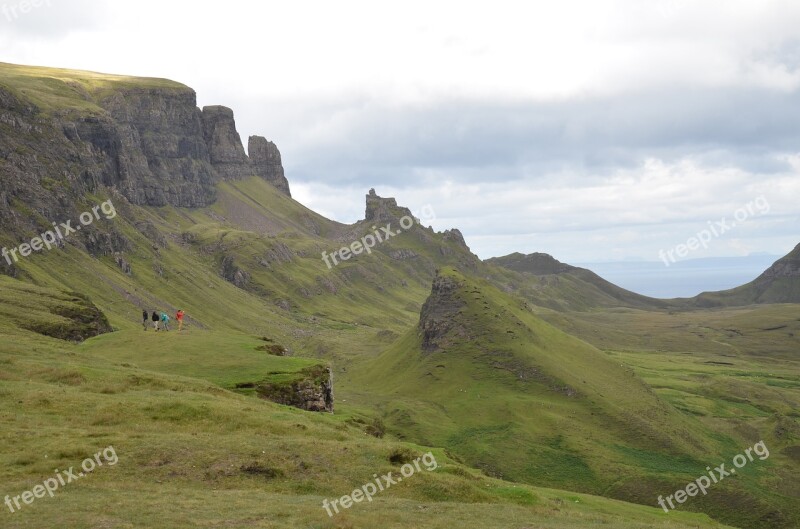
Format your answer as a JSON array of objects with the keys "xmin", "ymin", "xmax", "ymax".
[{"xmin": 1, "ymin": 0, "xmax": 799, "ymax": 264}]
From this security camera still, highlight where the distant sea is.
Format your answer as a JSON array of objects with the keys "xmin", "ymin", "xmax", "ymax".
[{"xmin": 574, "ymin": 255, "xmax": 780, "ymax": 299}]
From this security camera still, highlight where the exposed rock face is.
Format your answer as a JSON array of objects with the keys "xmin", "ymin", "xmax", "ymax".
[
  {"xmin": 93, "ymin": 88, "xmax": 218, "ymax": 207},
  {"xmin": 758, "ymin": 244, "xmax": 800, "ymax": 279},
  {"xmin": 201, "ymin": 105, "xmax": 251, "ymax": 180},
  {"xmin": 259, "ymin": 241, "xmax": 294, "ymax": 268},
  {"xmin": 365, "ymin": 188, "xmax": 413, "ymax": 223},
  {"xmin": 249, "ymin": 136, "xmax": 291, "ymax": 196},
  {"xmin": 114, "ymin": 253, "xmax": 132, "ymax": 275},
  {"xmin": 418, "ymin": 272, "xmax": 468, "ymax": 353},
  {"xmin": 0, "ymin": 80, "xmax": 291, "ymax": 246},
  {"xmin": 255, "ymin": 365, "xmax": 334, "ymax": 412},
  {"xmin": 390, "ymin": 249, "xmax": 418, "ymax": 260},
  {"xmin": 221, "ymin": 255, "xmax": 251, "ymax": 289}
]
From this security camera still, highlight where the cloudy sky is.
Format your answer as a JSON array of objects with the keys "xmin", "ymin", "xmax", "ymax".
[{"xmin": 1, "ymin": 0, "xmax": 799, "ymax": 265}]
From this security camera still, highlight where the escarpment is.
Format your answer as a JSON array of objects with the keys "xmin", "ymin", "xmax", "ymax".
[{"xmin": 0, "ymin": 70, "xmax": 291, "ymax": 239}]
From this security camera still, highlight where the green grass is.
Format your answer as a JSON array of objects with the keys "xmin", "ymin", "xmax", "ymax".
[
  {"xmin": 0, "ymin": 62, "xmax": 796, "ymax": 528},
  {"xmin": 0, "ymin": 61, "xmax": 188, "ymax": 116},
  {"xmin": 0, "ymin": 311, "xmax": 733, "ymax": 529}
]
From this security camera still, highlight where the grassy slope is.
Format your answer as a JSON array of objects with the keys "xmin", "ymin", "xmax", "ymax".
[
  {"xmin": 345, "ymin": 268, "xmax": 798, "ymax": 528},
  {"xmin": 0, "ymin": 61, "xmax": 188, "ymax": 116},
  {"xmin": 537, "ymin": 304, "xmax": 800, "ymax": 525},
  {"xmin": 0, "ymin": 62, "xmax": 795, "ymax": 528},
  {"xmin": 485, "ymin": 252, "xmax": 671, "ymax": 311},
  {"xmin": 689, "ymin": 244, "xmax": 800, "ymax": 306},
  {"xmin": 0, "ymin": 277, "xmax": 733, "ymax": 529}
]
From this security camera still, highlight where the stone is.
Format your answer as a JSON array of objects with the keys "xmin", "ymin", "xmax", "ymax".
[{"xmin": 249, "ymin": 136, "xmax": 291, "ymax": 196}]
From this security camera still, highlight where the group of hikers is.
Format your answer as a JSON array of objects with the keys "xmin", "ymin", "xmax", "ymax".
[{"xmin": 142, "ymin": 309, "xmax": 185, "ymax": 332}]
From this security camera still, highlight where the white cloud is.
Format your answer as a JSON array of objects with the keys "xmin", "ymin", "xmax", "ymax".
[{"xmin": 1, "ymin": 0, "xmax": 798, "ymax": 264}]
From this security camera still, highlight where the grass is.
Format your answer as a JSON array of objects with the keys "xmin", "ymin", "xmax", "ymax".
[
  {"xmin": 0, "ymin": 313, "xmax": 733, "ymax": 529},
  {"xmin": 0, "ymin": 62, "xmax": 796, "ymax": 528},
  {"xmin": 345, "ymin": 268, "xmax": 799, "ymax": 528},
  {"xmin": 0, "ymin": 61, "xmax": 189, "ymax": 116}
]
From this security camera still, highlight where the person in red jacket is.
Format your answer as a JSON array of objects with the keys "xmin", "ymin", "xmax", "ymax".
[{"xmin": 176, "ymin": 309, "xmax": 185, "ymax": 331}]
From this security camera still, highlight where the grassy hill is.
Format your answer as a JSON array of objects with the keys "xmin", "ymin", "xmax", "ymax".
[
  {"xmin": 0, "ymin": 62, "xmax": 797, "ymax": 528},
  {"xmin": 486, "ymin": 252, "xmax": 671, "ymax": 310},
  {"xmin": 689, "ymin": 244, "xmax": 800, "ymax": 306},
  {"xmin": 0, "ymin": 276, "xmax": 736, "ymax": 529},
  {"xmin": 345, "ymin": 268, "xmax": 797, "ymax": 528}
]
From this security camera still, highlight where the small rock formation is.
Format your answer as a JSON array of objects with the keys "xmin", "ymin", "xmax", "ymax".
[
  {"xmin": 220, "ymin": 255, "xmax": 250, "ymax": 289},
  {"xmin": 418, "ymin": 271, "xmax": 468, "ymax": 353},
  {"xmin": 255, "ymin": 365, "xmax": 334, "ymax": 412},
  {"xmin": 259, "ymin": 241, "xmax": 294, "ymax": 268},
  {"xmin": 134, "ymin": 220, "xmax": 168, "ymax": 249},
  {"xmin": 389, "ymin": 249, "xmax": 418, "ymax": 260},
  {"xmin": 365, "ymin": 188, "xmax": 414, "ymax": 223},
  {"xmin": 19, "ymin": 289, "xmax": 113, "ymax": 342},
  {"xmin": 114, "ymin": 253, "xmax": 132, "ymax": 275},
  {"xmin": 249, "ymin": 136, "xmax": 291, "ymax": 197},
  {"xmin": 442, "ymin": 229, "xmax": 469, "ymax": 250}
]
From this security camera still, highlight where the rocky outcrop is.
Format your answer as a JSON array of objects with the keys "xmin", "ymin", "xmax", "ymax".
[
  {"xmin": 255, "ymin": 365, "xmax": 334, "ymax": 412},
  {"xmin": 249, "ymin": 136, "xmax": 291, "ymax": 196},
  {"xmin": 418, "ymin": 271, "xmax": 468, "ymax": 353},
  {"xmin": 220, "ymin": 255, "xmax": 251, "ymax": 289},
  {"xmin": 201, "ymin": 105, "xmax": 251, "ymax": 180},
  {"xmin": 2, "ymin": 278, "xmax": 114, "ymax": 342},
  {"xmin": 114, "ymin": 253, "xmax": 132, "ymax": 275},
  {"xmin": 757, "ymin": 243, "xmax": 800, "ymax": 279},
  {"xmin": 259, "ymin": 241, "xmax": 294, "ymax": 268},
  {"xmin": 365, "ymin": 188, "xmax": 414, "ymax": 223}
]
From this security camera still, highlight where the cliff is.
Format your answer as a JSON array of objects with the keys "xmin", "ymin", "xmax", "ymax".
[{"xmin": 0, "ymin": 62, "xmax": 290, "ymax": 239}]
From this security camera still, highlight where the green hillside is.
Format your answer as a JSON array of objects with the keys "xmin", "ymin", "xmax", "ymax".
[
  {"xmin": 486, "ymin": 252, "xmax": 671, "ymax": 310},
  {"xmin": 0, "ymin": 276, "xmax": 735, "ymax": 529},
  {"xmin": 345, "ymin": 268, "xmax": 797, "ymax": 528},
  {"xmin": 0, "ymin": 62, "xmax": 797, "ymax": 529},
  {"xmin": 690, "ymin": 244, "xmax": 800, "ymax": 306}
]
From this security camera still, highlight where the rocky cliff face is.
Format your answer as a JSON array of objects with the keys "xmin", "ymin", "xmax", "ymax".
[
  {"xmin": 0, "ymin": 80, "xmax": 291, "ymax": 242},
  {"xmin": 249, "ymin": 136, "xmax": 291, "ymax": 196},
  {"xmin": 365, "ymin": 188, "xmax": 413, "ymax": 223},
  {"xmin": 418, "ymin": 271, "xmax": 468, "ymax": 353},
  {"xmin": 201, "ymin": 105, "xmax": 251, "ymax": 181}
]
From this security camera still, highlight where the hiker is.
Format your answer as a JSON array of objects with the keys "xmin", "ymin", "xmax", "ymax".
[
  {"xmin": 176, "ymin": 309, "xmax": 185, "ymax": 331},
  {"xmin": 152, "ymin": 310, "xmax": 160, "ymax": 331},
  {"xmin": 161, "ymin": 311, "xmax": 170, "ymax": 331},
  {"xmin": 142, "ymin": 309, "xmax": 148, "ymax": 331}
]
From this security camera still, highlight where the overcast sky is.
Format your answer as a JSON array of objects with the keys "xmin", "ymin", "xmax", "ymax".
[{"xmin": 1, "ymin": 0, "xmax": 799, "ymax": 264}]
